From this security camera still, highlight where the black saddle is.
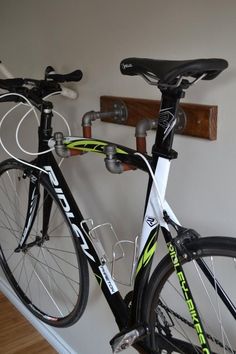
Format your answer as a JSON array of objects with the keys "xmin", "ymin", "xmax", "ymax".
[{"xmin": 120, "ymin": 57, "xmax": 228, "ymax": 86}]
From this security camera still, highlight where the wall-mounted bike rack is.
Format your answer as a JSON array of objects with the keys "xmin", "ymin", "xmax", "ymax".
[
  {"xmin": 100, "ymin": 95, "xmax": 218, "ymax": 141},
  {"xmin": 81, "ymin": 100, "xmax": 128, "ymax": 138}
]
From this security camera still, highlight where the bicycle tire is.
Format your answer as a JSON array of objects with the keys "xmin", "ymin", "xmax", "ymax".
[
  {"xmin": 0, "ymin": 159, "xmax": 89, "ymax": 327},
  {"xmin": 144, "ymin": 236, "xmax": 236, "ymax": 353}
]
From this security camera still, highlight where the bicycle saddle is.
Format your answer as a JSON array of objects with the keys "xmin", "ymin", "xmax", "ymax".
[{"xmin": 120, "ymin": 57, "xmax": 228, "ymax": 85}]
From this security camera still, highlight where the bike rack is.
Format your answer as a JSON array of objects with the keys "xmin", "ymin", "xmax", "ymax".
[
  {"xmin": 81, "ymin": 98, "xmax": 190, "ymax": 153},
  {"xmin": 81, "ymin": 100, "xmax": 128, "ymax": 138},
  {"xmin": 100, "ymin": 95, "xmax": 218, "ymax": 141}
]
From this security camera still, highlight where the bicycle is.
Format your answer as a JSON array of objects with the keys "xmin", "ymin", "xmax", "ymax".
[{"xmin": 0, "ymin": 57, "xmax": 234, "ymax": 354}]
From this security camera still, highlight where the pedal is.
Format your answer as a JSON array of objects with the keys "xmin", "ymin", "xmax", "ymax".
[{"xmin": 110, "ymin": 326, "xmax": 146, "ymax": 353}]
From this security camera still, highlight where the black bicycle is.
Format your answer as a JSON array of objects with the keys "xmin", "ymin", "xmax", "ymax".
[{"xmin": 0, "ymin": 57, "xmax": 235, "ymax": 354}]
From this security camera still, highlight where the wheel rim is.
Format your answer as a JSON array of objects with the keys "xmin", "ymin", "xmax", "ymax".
[{"xmin": 0, "ymin": 163, "xmax": 83, "ymax": 325}]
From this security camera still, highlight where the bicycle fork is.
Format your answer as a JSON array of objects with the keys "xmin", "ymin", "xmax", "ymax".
[{"xmin": 15, "ymin": 172, "xmax": 52, "ymax": 253}]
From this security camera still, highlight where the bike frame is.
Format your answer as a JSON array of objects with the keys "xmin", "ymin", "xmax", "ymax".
[{"xmin": 21, "ymin": 90, "xmax": 236, "ymax": 353}]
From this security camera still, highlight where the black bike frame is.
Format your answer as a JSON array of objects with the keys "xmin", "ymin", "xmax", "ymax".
[
  {"xmin": 21, "ymin": 91, "xmax": 236, "ymax": 352},
  {"xmin": 36, "ymin": 101, "xmax": 144, "ymax": 329}
]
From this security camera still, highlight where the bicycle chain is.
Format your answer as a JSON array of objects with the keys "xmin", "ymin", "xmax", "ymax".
[{"xmin": 158, "ymin": 301, "xmax": 236, "ymax": 353}]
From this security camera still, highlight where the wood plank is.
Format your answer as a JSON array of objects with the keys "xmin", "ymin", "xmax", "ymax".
[
  {"xmin": 100, "ymin": 95, "xmax": 217, "ymax": 140},
  {"xmin": 0, "ymin": 292, "xmax": 57, "ymax": 354}
]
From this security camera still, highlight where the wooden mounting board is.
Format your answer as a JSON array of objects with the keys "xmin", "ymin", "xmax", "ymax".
[{"xmin": 100, "ymin": 96, "xmax": 217, "ymax": 140}]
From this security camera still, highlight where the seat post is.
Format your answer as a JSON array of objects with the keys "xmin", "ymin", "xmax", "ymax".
[{"xmin": 152, "ymin": 87, "xmax": 185, "ymax": 165}]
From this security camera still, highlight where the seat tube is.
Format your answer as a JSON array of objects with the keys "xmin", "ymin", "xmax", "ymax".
[
  {"xmin": 144, "ymin": 87, "xmax": 184, "ymax": 214},
  {"xmin": 131, "ymin": 88, "xmax": 185, "ymax": 326},
  {"xmin": 152, "ymin": 87, "xmax": 184, "ymax": 165},
  {"xmin": 140, "ymin": 88, "xmax": 184, "ymax": 272}
]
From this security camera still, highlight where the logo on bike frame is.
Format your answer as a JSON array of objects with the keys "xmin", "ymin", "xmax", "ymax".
[
  {"xmin": 159, "ymin": 108, "xmax": 176, "ymax": 141},
  {"xmin": 146, "ymin": 216, "xmax": 158, "ymax": 227}
]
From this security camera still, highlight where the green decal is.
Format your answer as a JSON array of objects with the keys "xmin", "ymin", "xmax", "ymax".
[
  {"xmin": 95, "ymin": 273, "xmax": 103, "ymax": 287},
  {"xmin": 136, "ymin": 234, "xmax": 157, "ymax": 275},
  {"xmin": 65, "ymin": 139, "xmax": 128, "ymax": 155},
  {"xmin": 167, "ymin": 242, "xmax": 210, "ymax": 354}
]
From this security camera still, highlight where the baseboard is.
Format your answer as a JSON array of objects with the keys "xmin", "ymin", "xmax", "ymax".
[{"xmin": 0, "ymin": 277, "xmax": 78, "ymax": 354}]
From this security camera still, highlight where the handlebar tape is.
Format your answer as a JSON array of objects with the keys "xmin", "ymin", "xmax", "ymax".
[{"xmin": 60, "ymin": 86, "xmax": 78, "ymax": 99}]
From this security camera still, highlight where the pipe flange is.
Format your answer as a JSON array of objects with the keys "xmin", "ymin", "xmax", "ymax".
[{"xmin": 112, "ymin": 100, "xmax": 128, "ymax": 123}]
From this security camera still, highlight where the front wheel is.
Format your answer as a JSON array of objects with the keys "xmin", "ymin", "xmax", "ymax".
[
  {"xmin": 0, "ymin": 159, "xmax": 89, "ymax": 327},
  {"xmin": 144, "ymin": 236, "xmax": 236, "ymax": 353}
]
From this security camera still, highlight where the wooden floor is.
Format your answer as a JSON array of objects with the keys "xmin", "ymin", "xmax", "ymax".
[{"xmin": 0, "ymin": 292, "xmax": 57, "ymax": 354}]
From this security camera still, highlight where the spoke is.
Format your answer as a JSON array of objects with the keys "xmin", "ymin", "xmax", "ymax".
[
  {"xmin": 39, "ymin": 247, "xmax": 75, "ymax": 313},
  {"xmin": 19, "ymin": 253, "xmax": 36, "ymax": 302},
  {"xmin": 0, "ymin": 204, "xmax": 22, "ymax": 229},
  {"xmin": 5, "ymin": 170, "xmax": 24, "ymax": 204},
  {"xmin": 40, "ymin": 247, "xmax": 80, "ymax": 294},
  {"xmin": 23, "ymin": 255, "xmax": 33, "ymax": 301},
  {"xmin": 49, "ymin": 235, "xmax": 73, "ymax": 238},
  {"xmin": 34, "ymin": 191, "xmax": 62, "ymax": 236},
  {"xmin": 164, "ymin": 276, "xmax": 207, "ymax": 349},
  {"xmin": 32, "ymin": 265, "xmax": 64, "ymax": 317},
  {"xmin": 0, "ymin": 247, "xmax": 17, "ymax": 252},
  {"xmin": 0, "ymin": 176, "xmax": 40, "ymax": 241},
  {"xmin": 193, "ymin": 259, "xmax": 234, "ymax": 353},
  {"xmin": 159, "ymin": 259, "xmax": 235, "ymax": 354},
  {"xmin": 166, "ymin": 278, "xmax": 185, "ymax": 301},
  {"xmin": 159, "ymin": 301, "xmax": 235, "ymax": 353},
  {"xmin": 0, "ymin": 175, "xmax": 26, "ymax": 227},
  {"xmin": 10, "ymin": 253, "xmax": 25, "ymax": 274},
  {"xmin": 211, "ymin": 256, "xmax": 226, "ymax": 354},
  {"xmin": 0, "ymin": 167, "xmax": 82, "ymax": 322},
  {"xmin": 0, "ymin": 204, "xmax": 22, "ymax": 242},
  {"xmin": 158, "ymin": 298, "xmax": 199, "ymax": 352},
  {"xmin": 43, "ymin": 245, "xmax": 77, "ymax": 256},
  {"xmin": 43, "ymin": 247, "xmax": 78, "ymax": 269},
  {"xmin": 34, "ymin": 190, "xmax": 70, "ymax": 239},
  {"xmin": 17, "ymin": 253, "xmax": 27, "ymax": 286},
  {"xmin": 26, "ymin": 247, "xmax": 66, "ymax": 316},
  {"xmin": 1, "ymin": 172, "xmax": 23, "ymax": 214},
  {"xmin": 0, "ymin": 222, "xmax": 38, "ymax": 241},
  {"xmin": 48, "ymin": 219, "xmax": 68, "ymax": 235},
  {"xmin": 24, "ymin": 246, "xmax": 42, "ymax": 299},
  {"xmin": 0, "ymin": 224, "xmax": 21, "ymax": 235},
  {"xmin": 4, "ymin": 249, "xmax": 17, "ymax": 262},
  {"xmin": 26, "ymin": 251, "xmax": 80, "ymax": 286}
]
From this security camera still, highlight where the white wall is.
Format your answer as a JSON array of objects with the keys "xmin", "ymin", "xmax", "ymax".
[{"xmin": 0, "ymin": 1, "xmax": 236, "ymax": 353}]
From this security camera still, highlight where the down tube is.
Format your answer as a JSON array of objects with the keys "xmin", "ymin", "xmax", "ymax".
[{"xmin": 43, "ymin": 155, "xmax": 129, "ymax": 329}]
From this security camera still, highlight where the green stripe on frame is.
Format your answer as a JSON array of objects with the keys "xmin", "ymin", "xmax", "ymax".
[
  {"xmin": 65, "ymin": 139, "xmax": 128, "ymax": 155},
  {"xmin": 136, "ymin": 233, "xmax": 157, "ymax": 276}
]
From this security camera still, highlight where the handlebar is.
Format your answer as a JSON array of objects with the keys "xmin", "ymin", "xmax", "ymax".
[
  {"xmin": 0, "ymin": 61, "xmax": 82, "ymax": 106},
  {"xmin": 44, "ymin": 66, "xmax": 81, "ymax": 99}
]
